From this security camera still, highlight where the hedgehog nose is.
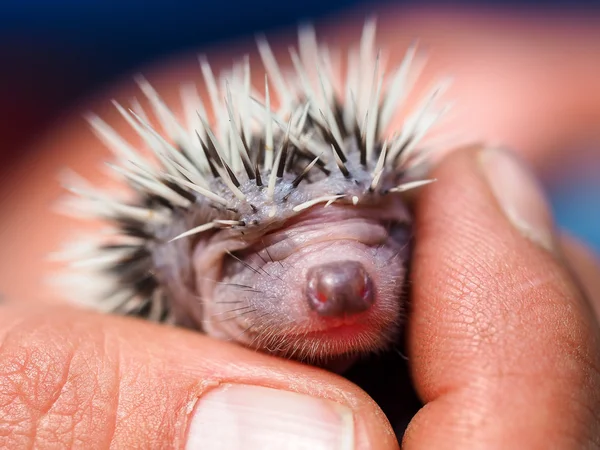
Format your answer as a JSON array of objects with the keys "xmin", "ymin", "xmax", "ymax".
[{"xmin": 305, "ymin": 260, "xmax": 375, "ymax": 317}]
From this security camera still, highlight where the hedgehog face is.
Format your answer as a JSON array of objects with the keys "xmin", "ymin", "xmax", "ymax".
[{"xmin": 191, "ymin": 200, "xmax": 411, "ymax": 363}]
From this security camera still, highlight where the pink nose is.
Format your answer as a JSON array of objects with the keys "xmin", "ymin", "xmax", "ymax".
[{"xmin": 305, "ymin": 260, "xmax": 375, "ymax": 317}]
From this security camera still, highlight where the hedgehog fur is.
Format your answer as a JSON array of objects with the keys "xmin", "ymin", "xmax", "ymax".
[{"xmin": 50, "ymin": 18, "xmax": 454, "ymax": 365}]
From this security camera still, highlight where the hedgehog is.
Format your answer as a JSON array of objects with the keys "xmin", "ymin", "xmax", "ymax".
[{"xmin": 49, "ymin": 19, "xmax": 455, "ymax": 369}]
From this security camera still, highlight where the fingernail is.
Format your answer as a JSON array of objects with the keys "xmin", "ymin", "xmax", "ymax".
[
  {"xmin": 479, "ymin": 147, "xmax": 556, "ymax": 252},
  {"xmin": 185, "ymin": 384, "xmax": 355, "ymax": 450}
]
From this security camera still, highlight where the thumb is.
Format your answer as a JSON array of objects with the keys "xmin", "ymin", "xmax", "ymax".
[
  {"xmin": 404, "ymin": 145, "xmax": 600, "ymax": 448},
  {"xmin": 0, "ymin": 304, "xmax": 397, "ymax": 449}
]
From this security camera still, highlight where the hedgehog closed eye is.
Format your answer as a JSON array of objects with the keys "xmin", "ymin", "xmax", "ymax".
[{"xmin": 49, "ymin": 18, "xmax": 454, "ymax": 368}]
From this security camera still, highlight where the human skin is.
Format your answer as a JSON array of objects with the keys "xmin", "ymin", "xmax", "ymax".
[{"xmin": 2, "ymin": 6, "xmax": 600, "ymax": 449}]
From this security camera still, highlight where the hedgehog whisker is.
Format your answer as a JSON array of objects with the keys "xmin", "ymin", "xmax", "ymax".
[
  {"xmin": 262, "ymin": 243, "xmax": 285, "ymax": 269},
  {"xmin": 226, "ymin": 251, "xmax": 271, "ymax": 278},
  {"xmin": 251, "ymin": 257, "xmax": 285, "ymax": 282},
  {"xmin": 216, "ymin": 282, "xmax": 263, "ymax": 294},
  {"xmin": 212, "ymin": 305, "xmax": 255, "ymax": 319},
  {"xmin": 232, "ymin": 312, "xmax": 272, "ymax": 341},
  {"xmin": 254, "ymin": 251, "xmax": 269, "ymax": 266},
  {"xmin": 252, "ymin": 317, "xmax": 296, "ymax": 351},
  {"xmin": 217, "ymin": 281, "xmax": 262, "ymax": 292}
]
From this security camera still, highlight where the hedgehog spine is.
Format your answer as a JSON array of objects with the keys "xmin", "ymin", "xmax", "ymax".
[{"xmin": 49, "ymin": 18, "xmax": 453, "ymax": 326}]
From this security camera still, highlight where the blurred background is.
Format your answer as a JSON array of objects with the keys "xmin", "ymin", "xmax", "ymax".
[{"xmin": 0, "ymin": 0, "xmax": 599, "ymax": 252}]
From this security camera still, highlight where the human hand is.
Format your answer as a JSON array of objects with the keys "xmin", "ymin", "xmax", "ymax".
[
  {"xmin": 3, "ymin": 143, "xmax": 600, "ymax": 449},
  {"xmin": 2, "ymin": 7, "xmax": 600, "ymax": 449}
]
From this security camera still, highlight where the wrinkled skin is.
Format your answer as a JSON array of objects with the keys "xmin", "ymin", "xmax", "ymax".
[{"xmin": 194, "ymin": 202, "xmax": 412, "ymax": 364}]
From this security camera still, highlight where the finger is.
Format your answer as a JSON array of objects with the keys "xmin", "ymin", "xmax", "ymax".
[
  {"xmin": 0, "ymin": 303, "xmax": 398, "ymax": 450},
  {"xmin": 560, "ymin": 232, "xmax": 600, "ymax": 317},
  {"xmin": 404, "ymin": 145, "xmax": 600, "ymax": 448}
]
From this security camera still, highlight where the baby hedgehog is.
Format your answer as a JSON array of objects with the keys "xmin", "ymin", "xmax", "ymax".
[{"xmin": 51, "ymin": 19, "xmax": 453, "ymax": 367}]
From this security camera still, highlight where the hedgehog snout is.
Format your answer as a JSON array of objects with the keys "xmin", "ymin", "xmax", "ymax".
[
  {"xmin": 190, "ymin": 202, "xmax": 413, "ymax": 363},
  {"xmin": 305, "ymin": 260, "xmax": 375, "ymax": 317}
]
